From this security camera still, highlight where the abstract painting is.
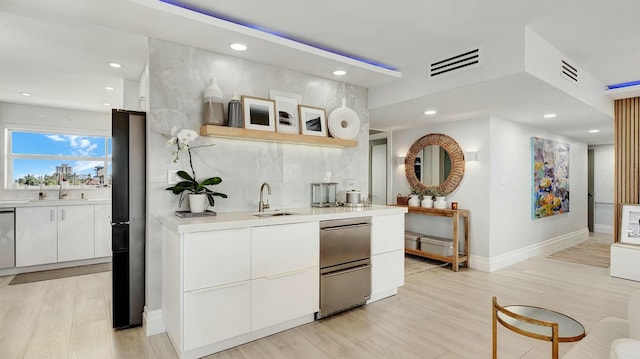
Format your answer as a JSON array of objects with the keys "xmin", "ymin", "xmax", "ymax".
[{"xmin": 531, "ymin": 137, "xmax": 570, "ymax": 219}]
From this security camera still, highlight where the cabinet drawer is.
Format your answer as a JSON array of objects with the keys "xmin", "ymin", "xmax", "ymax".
[
  {"xmin": 371, "ymin": 214, "xmax": 404, "ymax": 254},
  {"xmin": 371, "ymin": 250, "xmax": 404, "ymax": 294},
  {"xmin": 184, "ymin": 228, "xmax": 250, "ymax": 292},
  {"xmin": 251, "ymin": 267, "xmax": 319, "ymax": 331},
  {"xmin": 251, "ymin": 222, "xmax": 319, "ymax": 278},
  {"xmin": 183, "ymin": 280, "xmax": 250, "ymax": 351}
]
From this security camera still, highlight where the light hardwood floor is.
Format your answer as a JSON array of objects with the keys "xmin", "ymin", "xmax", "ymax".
[{"xmin": 1, "ymin": 234, "xmax": 638, "ymax": 359}]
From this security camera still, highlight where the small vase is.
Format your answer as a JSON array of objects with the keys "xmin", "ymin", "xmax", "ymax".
[
  {"xmin": 408, "ymin": 195, "xmax": 420, "ymax": 207},
  {"xmin": 434, "ymin": 196, "xmax": 447, "ymax": 209},
  {"xmin": 188, "ymin": 194, "xmax": 208, "ymax": 213},
  {"xmin": 421, "ymin": 197, "xmax": 433, "ymax": 208}
]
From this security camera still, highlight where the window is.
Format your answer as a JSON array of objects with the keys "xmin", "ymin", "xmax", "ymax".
[{"xmin": 7, "ymin": 130, "xmax": 112, "ymax": 188}]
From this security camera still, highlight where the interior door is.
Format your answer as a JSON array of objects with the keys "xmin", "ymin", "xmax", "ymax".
[{"xmin": 370, "ymin": 139, "xmax": 387, "ymax": 205}]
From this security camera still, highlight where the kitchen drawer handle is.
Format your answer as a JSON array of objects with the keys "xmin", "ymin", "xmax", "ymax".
[
  {"xmin": 265, "ymin": 267, "xmax": 314, "ymax": 280},
  {"xmin": 320, "ymin": 223, "xmax": 370, "ymax": 231},
  {"xmin": 186, "ymin": 280, "xmax": 248, "ymax": 294},
  {"xmin": 323, "ymin": 264, "xmax": 371, "ymax": 278}
]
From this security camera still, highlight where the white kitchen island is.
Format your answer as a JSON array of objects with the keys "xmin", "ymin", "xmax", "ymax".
[{"xmin": 160, "ymin": 204, "xmax": 407, "ymax": 359}]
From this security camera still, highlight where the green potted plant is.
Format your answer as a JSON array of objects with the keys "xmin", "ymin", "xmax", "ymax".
[
  {"xmin": 421, "ymin": 188, "xmax": 434, "ymax": 208},
  {"xmin": 408, "ymin": 187, "xmax": 422, "ymax": 206},
  {"xmin": 165, "ymin": 127, "xmax": 227, "ymax": 212},
  {"xmin": 431, "ymin": 188, "xmax": 447, "ymax": 209}
]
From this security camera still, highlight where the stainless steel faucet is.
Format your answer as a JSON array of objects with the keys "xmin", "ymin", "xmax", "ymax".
[
  {"xmin": 258, "ymin": 182, "xmax": 271, "ymax": 212},
  {"xmin": 58, "ymin": 172, "xmax": 68, "ymax": 199}
]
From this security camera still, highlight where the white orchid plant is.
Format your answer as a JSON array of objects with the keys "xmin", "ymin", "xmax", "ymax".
[{"xmin": 165, "ymin": 127, "xmax": 227, "ymax": 207}]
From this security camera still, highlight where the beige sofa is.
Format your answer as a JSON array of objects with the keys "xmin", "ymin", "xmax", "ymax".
[{"xmin": 563, "ymin": 290, "xmax": 640, "ymax": 359}]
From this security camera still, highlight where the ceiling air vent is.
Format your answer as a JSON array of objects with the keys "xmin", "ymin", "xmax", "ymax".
[
  {"xmin": 561, "ymin": 60, "xmax": 578, "ymax": 83},
  {"xmin": 429, "ymin": 48, "xmax": 481, "ymax": 78}
]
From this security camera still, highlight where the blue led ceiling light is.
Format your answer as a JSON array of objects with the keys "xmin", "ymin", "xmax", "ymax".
[
  {"xmin": 159, "ymin": 0, "xmax": 398, "ymax": 72},
  {"xmin": 607, "ymin": 80, "xmax": 640, "ymax": 90}
]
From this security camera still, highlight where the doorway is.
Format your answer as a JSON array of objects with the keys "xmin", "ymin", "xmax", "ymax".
[
  {"xmin": 369, "ymin": 138, "xmax": 387, "ymax": 205},
  {"xmin": 588, "ymin": 148, "xmax": 594, "ymax": 232}
]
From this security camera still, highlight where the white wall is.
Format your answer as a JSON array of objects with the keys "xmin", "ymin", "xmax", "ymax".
[
  {"xmin": 0, "ymin": 102, "xmax": 111, "ymax": 200},
  {"xmin": 147, "ymin": 39, "xmax": 370, "ymax": 311},
  {"xmin": 592, "ymin": 144, "xmax": 614, "ymax": 234},
  {"xmin": 391, "ymin": 115, "xmax": 588, "ymax": 270},
  {"xmin": 489, "ymin": 116, "xmax": 587, "ymax": 260}
]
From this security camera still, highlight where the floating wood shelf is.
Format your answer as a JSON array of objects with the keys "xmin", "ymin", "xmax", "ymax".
[{"xmin": 200, "ymin": 125, "xmax": 358, "ymax": 148}]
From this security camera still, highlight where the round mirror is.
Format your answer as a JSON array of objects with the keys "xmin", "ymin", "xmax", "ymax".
[
  {"xmin": 412, "ymin": 145, "xmax": 452, "ymax": 186},
  {"xmin": 405, "ymin": 133, "xmax": 465, "ymax": 195}
]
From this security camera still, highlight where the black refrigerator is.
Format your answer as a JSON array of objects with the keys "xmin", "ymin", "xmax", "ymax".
[{"xmin": 111, "ymin": 109, "xmax": 146, "ymax": 329}]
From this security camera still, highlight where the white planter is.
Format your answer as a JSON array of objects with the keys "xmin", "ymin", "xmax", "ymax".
[
  {"xmin": 188, "ymin": 194, "xmax": 208, "ymax": 213},
  {"xmin": 434, "ymin": 196, "xmax": 447, "ymax": 209},
  {"xmin": 421, "ymin": 197, "xmax": 433, "ymax": 208},
  {"xmin": 408, "ymin": 195, "xmax": 420, "ymax": 207}
]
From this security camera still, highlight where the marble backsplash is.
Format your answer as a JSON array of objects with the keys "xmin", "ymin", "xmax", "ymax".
[{"xmin": 148, "ymin": 38, "xmax": 370, "ymax": 214}]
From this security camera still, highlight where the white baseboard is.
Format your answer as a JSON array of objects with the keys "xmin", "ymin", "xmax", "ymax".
[
  {"xmin": 469, "ymin": 228, "xmax": 589, "ymax": 272},
  {"xmin": 594, "ymin": 224, "xmax": 614, "ymax": 234},
  {"xmin": 0, "ymin": 257, "xmax": 111, "ymax": 277},
  {"xmin": 143, "ymin": 307, "xmax": 166, "ymax": 337}
]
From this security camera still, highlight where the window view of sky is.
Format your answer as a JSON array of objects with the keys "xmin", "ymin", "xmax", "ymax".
[{"xmin": 10, "ymin": 131, "xmax": 111, "ymax": 184}]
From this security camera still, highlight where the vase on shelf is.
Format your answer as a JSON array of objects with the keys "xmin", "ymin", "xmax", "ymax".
[
  {"xmin": 434, "ymin": 196, "xmax": 447, "ymax": 209},
  {"xmin": 188, "ymin": 194, "xmax": 208, "ymax": 213},
  {"xmin": 408, "ymin": 194, "xmax": 420, "ymax": 207},
  {"xmin": 421, "ymin": 196, "xmax": 433, "ymax": 208}
]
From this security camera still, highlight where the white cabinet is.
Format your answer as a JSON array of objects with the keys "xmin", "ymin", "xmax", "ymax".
[
  {"xmin": 183, "ymin": 229, "xmax": 251, "ymax": 291},
  {"xmin": 251, "ymin": 222, "xmax": 319, "ymax": 278},
  {"xmin": 183, "ymin": 280, "xmax": 251, "ymax": 351},
  {"xmin": 162, "ymin": 210, "xmax": 406, "ymax": 358},
  {"xmin": 16, "ymin": 204, "xmax": 99, "ymax": 267},
  {"xmin": 58, "ymin": 206, "xmax": 95, "ymax": 262},
  {"xmin": 251, "ymin": 222, "xmax": 319, "ymax": 331},
  {"xmin": 94, "ymin": 204, "xmax": 112, "ymax": 258},
  {"xmin": 370, "ymin": 214, "xmax": 405, "ymax": 302},
  {"xmin": 16, "ymin": 207, "xmax": 58, "ymax": 267},
  {"xmin": 252, "ymin": 267, "xmax": 318, "ymax": 331},
  {"xmin": 181, "ymin": 228, "xmax": 251, "ymax": 352},
  {"xmin": 371, "ymin": 213, "xmax": 404, "ymax": 254}
]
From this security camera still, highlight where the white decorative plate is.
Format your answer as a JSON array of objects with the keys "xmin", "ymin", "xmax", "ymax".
[{"xmin": 328, "ymin": 98, "xmax": 360, "ymax": 140}]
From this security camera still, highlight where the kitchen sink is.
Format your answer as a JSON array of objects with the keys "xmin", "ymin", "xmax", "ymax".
[{"xmin": 253, "ymin": 211, "xmax": 296, "ymax": 218}]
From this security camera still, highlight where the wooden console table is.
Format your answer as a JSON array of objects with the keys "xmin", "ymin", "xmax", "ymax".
[{"xmin": 397, "ymin": 205, "xmax": 470, "ymax": 271}]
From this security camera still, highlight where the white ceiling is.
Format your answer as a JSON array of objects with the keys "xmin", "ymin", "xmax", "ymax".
[{"xmin": 2, "ymin": 0, "xmax": 640, "ymax": 144}]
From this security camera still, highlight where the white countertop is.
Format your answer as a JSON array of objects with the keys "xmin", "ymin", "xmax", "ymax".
[
  {"xmin": 0, "ymin": 199, "xmax": 111, "ymax": 208},
  {"xmin": 161, "ymin": 205, "xmax": 408, "ymax": 233}
]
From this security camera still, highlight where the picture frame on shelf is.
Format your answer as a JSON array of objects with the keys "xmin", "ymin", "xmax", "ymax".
[
  {"xmin": 299, "ymin": 105, "xmax": 327, "ymax": 137},
  {"xmin": 620, "ymin": 204, "xmax": 640, "ymax": 245},
  {"xmin": 242, "ymin": 96, "xmax": 276, "ymax": 132},
  {"xmin": 273, "ymin": 96, "xmax": 300, "ymax": 134}
]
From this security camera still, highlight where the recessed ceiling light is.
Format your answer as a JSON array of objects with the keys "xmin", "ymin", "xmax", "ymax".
[
  {"xmin": 104, "ymin": 86, "xmax": 114, "ymax": 91},
  {"xmin": 333, "ymin": 70, "xmax": 347, "ymax": 76},
  {"xmin": 424, "ymin": 110, "xmax": 437, "ymax": 115},
  {"xmin": 103, "ymin": 103, "xmax": 111, "ymax": 107},
  {"xmin": 543, "ymin": 113, "xmax": 557, "ymax": 118},
  {"xmin": 589, "ymin": 129, "xmax": 600, "ymax": 133},
  {"xmin": 230, "ymin": 43, "xmax": 247, "ymax": 51},
  {"xmin": 20, "ymin": 92, "xmax": 32, "ymax": 97},
  {"xmin": 108, "ymin": 62, "xmax": 122, "ymax": 68}
]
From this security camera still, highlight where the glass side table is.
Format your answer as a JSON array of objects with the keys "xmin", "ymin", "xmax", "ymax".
[{"xmin": 492, "ymin": 297, "xmax": 585, "ymax": 359}]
